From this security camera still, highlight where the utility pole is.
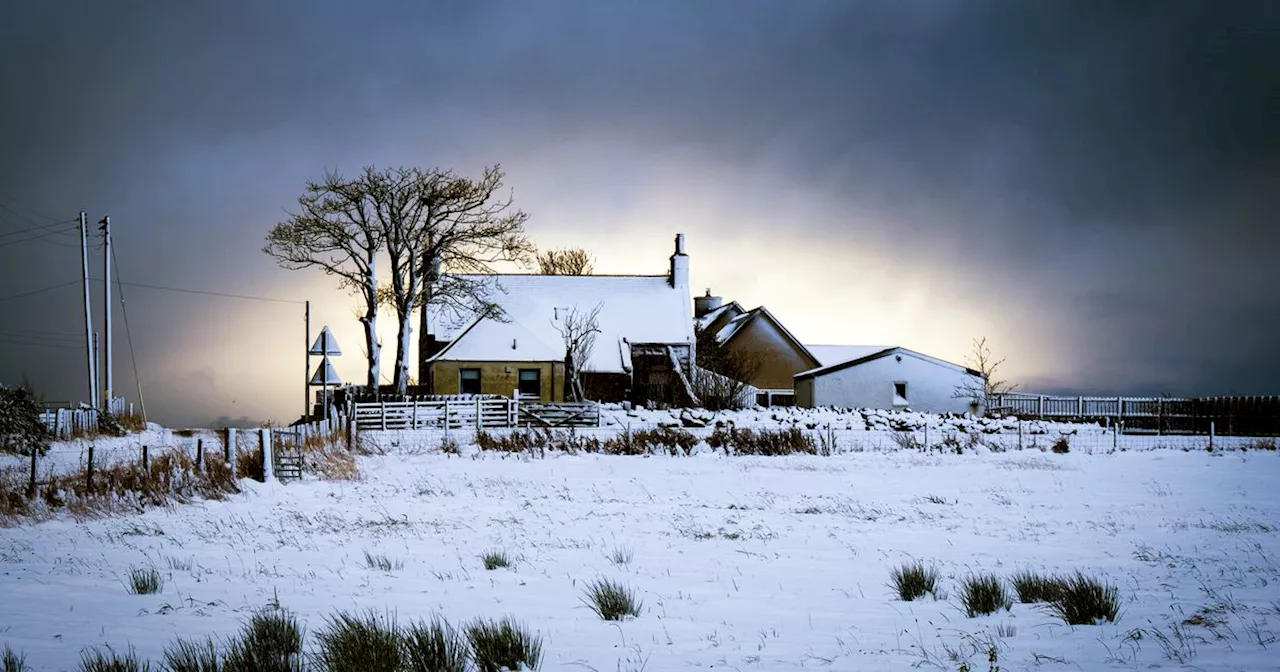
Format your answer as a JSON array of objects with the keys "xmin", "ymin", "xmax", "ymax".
[
  {"xmin": 79, "ymin": 212, "xmax": 98, "ymax": 408},
  {"xmin": 92, "ymin": 332, "xmax": 100, "ymax": 403},
  {"xmin": 305, "ymin": 300, "xmax": 311, "ymax": 419},
  {"xmin": 99, "ymin": 216, "xmax": 112, "ymax": 408}
]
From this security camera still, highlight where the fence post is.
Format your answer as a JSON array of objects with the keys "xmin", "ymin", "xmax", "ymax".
[
  {"xmin": 225, "ymin": 428, "xmax": 237, "ymax": 478},
  {"xmin": 142, "ymin": 445, "xmax": 149, "ymax": 471},
  {"xmin": 412, "ymin": 398, "xmax": 420, "ymax": 430},
  {"xmin": 28, "ymin": 449, "xmax": 37, "ymax": 497},
  {"xmin": 196, "ymin": 439, "xmax": 204, "ymax": 469},
  {"xmin": 260, "ymin": 428, "xmax": 274, "ymax": 482},
  {"xmin": 1209, "ymin": 421, "xmax": 1215, "ymax": 451},
  {"xmin": 86, "ymin": 443, "xmax": 95, "ymax": 491},
  {"xmin": 1078, "ymin": 396, "xmax": 1083, "ymax": 417},
  {"xmin": 1017, "ymin": 419, "xmax": 1023, "ymax": 451},
  {"xmin": 1112, "ymin": 423, "xmax": 1118, "ymax": 452},
  {"xmin": 1157, "ymin": 397, "xmax": 1164, "ymax": 435},
  {"xmin": 475, "ymin": 397, "xmax": 482, "ymax": 429},
  {"xmin": 1038, "ymin": 395, "xmax": 1044, "ymax": 418},
  {"xmin": 513, "ymin": 389, "xmax": 520, "ymax": 427},
  {"xmin": 345, "ymin": 412, "xmax": 355, "ymax": 451}
]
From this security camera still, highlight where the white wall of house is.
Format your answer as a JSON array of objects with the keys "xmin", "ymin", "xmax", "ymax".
[{"xmin": 799, "ymin": 351, "xmax": 982, "ymax": 414}]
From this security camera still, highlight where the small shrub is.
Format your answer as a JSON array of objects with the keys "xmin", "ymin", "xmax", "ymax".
[
  {"xmin": 607, "ymin": 427, "xmax": 697, "ymax": 456},
  {"xmin": 481, "ymin": 549, "xmax": 511, "ymax": 570},
  {"xmin": 439, "ymin": 435, "xmax": 461, "ymax": 455},
  {"xmin": 1051, "ymin": 436, "xmax": 1070, "ymax": 454},
  {"xmin": 889, "ymin": 431, "xmax": 923, "ymax": 451},
  {"xmin": 2, "ymin": 644, "xmax": 29, "ymax": 672},
  {"xmin": 404, "ymin": 615, "xmax": 470, "ymax": 672},
  {"xmin": 79, "ymin": 647, "xmax": 151, "ymax": 671},
  {"xmin": 959, "ymin": 574, "xmax": 1012, "ymax": 617},
  {"xmin": 1244, "ymin": 437, "xmax": 1277, "ymax": 451},
  {"xmin": 223, "ymin": 608, "xmax": 304, "ymax": 672},
  {"xmin": 1046, "ymin": 571, "xmax": 1120, "ymax": 625},
  {"xmin": 126, "ymin": 567, "xmax": 164, "ymax": 595},
  {"xmin": 363, "ymin": 550, "xmax": 404, "ymax": 572},
  {"xmin": 465, "ymin": 617, "xmax": 542, "ymax": 672},
  {"xmin": 889, "ymin": 561, "xmax": 939, "ymax": 601},
  {"xmin": 0, "ymin": 384, "xmax": 51, "ymax": 457},
  {"xmin": 582, "ymin": 578, "xmax": 643, "ymax": 620},
  {"xmin": 1010, "ymin": 570, "xmax": 1066, "ymax": 604},
  {"xmin": 162, "ymin": 637, "xmax": 220, "ymax": 672},
  {"xmin": 608, "ymin": 545, "xmax": 634, "ymax": 566},
  {"xmin": 313, "ymin": 610, "xmax": 403, "ymax": 672},
  {"xmin": 706, "ymin": 427, "xmax": 815, "ymax": 456}
]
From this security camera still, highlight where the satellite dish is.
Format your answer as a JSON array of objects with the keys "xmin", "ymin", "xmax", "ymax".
[
  {"xmin": 309, "ymin": 326, "xmax": 342, "ymax": 356},
  {"xmin": 309, "ymin": 357, "xmax": 342, "ymax": 385}
]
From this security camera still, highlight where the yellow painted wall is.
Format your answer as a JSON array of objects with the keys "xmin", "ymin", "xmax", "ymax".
[{"xmin": 428, "ymin": 361, "xmax": 566, "ymax": 401}]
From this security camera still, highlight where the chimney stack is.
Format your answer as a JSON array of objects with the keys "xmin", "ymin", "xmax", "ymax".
[{"xmin": 669, "ymin": 233, "xmax": 688, "ymax": 289}]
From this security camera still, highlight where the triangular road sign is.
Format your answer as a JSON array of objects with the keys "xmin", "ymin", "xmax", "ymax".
[
  {"xmin": 309, "ymin": 357, "xmax": 342, "ymax": 385},
  {"xmin": 309, "ymin": 326, "xmax": 342, "ymax": 356}
]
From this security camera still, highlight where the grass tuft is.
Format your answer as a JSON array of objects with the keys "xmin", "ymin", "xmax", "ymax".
[
  {"xmin": 582, "ymin": 578, "xmax": 643, "ymax": 621},
  {"xmin": 313, "ymin": 610, "xmax": 403, "ymax": 672},
  {"xmin": 889, "ymin": 561, "xmax": 938, "ymax": 601},
  {"xmin": 1010, "ymin": 570, "xmax": 1066, "ymax": 604},
  {"xmin": 404, "ymin": 615, "xmax": 471, "ymax": 672},
  {"xmin": 465, "ymin": 617, "xmax": 542, "ymax": 672},
  {"xmin": 608, "ymin": 545, "xmax": 634, "ymax": 566},
  {"xmin": 363, "ymin": 550, "xmax": 404, "ymax": 572},
  {"xmin": 162, "ymin": 637, "xmax": 220, "ymax": 672},
  {"xmin": 959, "ymin": 574, "xmax": 1013, "ymax": 617},
  {"xmin": 223, "ymin": 607, "xmax": 304, "ymax": 672},
  {"xmin": 1045, "ymin": 571, "xmax": 1120, "ymax": 625},
  {"xmin": 79, "ymin": 647, "xmax": 151, "ymax": 672},
  {"xmin": 2, "ymin": 644, "xmax": 29, "ymax": 672},
  {"xmin": 126, "ymin": 567, "xmax": 164, "ymax": 595},
  {"xmin": 481, "ymin": 549, "xmax": 511, "ymax": 570},
  {"xmin": 1051, "ymin": 436, "xmax": 1070, "ymax": 454}
]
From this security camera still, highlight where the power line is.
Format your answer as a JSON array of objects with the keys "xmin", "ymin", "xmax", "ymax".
[
  {"xmin": 0, "ymin": 220, "xmax": 77, "ymax": 239},
  {"xmin": 0, "ymin": 194, "xmax": 63, "ymax": 223},
  {"xmin": 98, "ymin": 279, "xmax": 306, "ymax": 304},
  {"xmin": 111, "ymin": 244, "xmax": 147, "ymax": 421},
  {"xmin": 0, "ymin": 280, "xmax": 81, "ymax": 303},
  {"xmin": 0, "ymin": 337, "xmax": 80, "ymax": 350}
]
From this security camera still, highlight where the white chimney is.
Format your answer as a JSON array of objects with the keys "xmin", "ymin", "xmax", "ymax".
[{"xmin": 669, "ymin": 233, "xmax": 688, "ymax": 289}]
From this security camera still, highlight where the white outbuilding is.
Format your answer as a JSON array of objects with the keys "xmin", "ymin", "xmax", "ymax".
[{"xmin": 794, "ymin": 346, "xmax": 984, "ymax": 414}]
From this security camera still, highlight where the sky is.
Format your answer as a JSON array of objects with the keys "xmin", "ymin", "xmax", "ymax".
[{"xmin": 1, "ymin": 1, "xmax": 1276, "ymax": 427}]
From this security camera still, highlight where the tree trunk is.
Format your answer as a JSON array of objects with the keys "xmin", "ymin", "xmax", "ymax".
[
  {"xmin": 363, "ymin": 255, "xmax": 381, "ymax": 393},
  {"xmin": 393, "ymin": 297, "xmax": 416, "ymax": 396}
]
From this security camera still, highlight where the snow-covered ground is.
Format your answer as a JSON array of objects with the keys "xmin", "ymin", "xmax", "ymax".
[{"xmin": 2, "ymin": 426, "xmax": 1279, "ymax": 670}]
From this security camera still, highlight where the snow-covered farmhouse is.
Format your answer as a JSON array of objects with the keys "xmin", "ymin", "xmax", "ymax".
[
  {"xmin": 694, "ymin": 295, "xmax": 821, "ymax": 395},
  {"xmin": 419, "ymin": 235, "xmax": 697, "ymax": 405},
  {"xmin": 794, "ymin": 346, "xmax": 984, "ymax": 414}
]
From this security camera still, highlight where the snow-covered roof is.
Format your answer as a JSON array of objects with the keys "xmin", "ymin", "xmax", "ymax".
[
  {"xmin": 795, "ymin": 346, "xmax": 981, "ymax": 380},
  {"xmin": 694, "ymin": 302, "xmax": 739, "ymax": 331},
  {"xmin": 804, "ymin": 344, "xmax": 891, "ymax": 367},
  {"xmin": 427, "ymin": 274, "xmax": 694, "ymax": 374}
]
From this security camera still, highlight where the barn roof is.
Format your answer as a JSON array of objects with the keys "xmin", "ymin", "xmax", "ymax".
[
  {"xmin": 427, "ymin": 274, "xmax": 694, "ymax": 374},
  {"xmin": 794, "ymin": 346, "xmax": 982, "ymax": 380}
]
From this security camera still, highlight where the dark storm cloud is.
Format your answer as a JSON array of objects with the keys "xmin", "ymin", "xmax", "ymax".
[{"xmin": 1, "ymin": 0, "xmax": 1277, "ymax": 423}]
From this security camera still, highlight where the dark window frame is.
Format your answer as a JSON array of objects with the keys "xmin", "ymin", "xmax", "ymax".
[
  {"xmin": 459, "ymin": 368, "xmax": 482, "ymax": 395},
  {"xmin": 518, "ymin": 368, "xmax": 541, "ymax": 398}
]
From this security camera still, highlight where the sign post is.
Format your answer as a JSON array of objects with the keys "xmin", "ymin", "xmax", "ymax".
[{"xmin": 309, "ymin": 326, "xmax": 343, "ymax": 421}]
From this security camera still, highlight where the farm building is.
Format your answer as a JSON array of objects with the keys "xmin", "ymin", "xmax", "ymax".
[
  {"xmin": 418, "ymin": 234, "xmax": 697, "ymax": 405},
  {"xmin": 794, "ymin": 347, "xmax": 984, "ymax": 414},
  {"xmin": 693, "ymin": 294, "xmax": 820, "ymax": 399}
]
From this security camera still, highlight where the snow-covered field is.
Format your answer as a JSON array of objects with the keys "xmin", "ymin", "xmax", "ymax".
[{"xmin": 3, "ymin": 426, "xmax": 1279, "ymax": 670}]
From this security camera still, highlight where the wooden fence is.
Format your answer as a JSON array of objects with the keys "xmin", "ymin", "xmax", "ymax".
[
  {"xmin": 38, "ymin": 398, "xmax": 132, "ymax": 440},
  {"xmin": 988, "ymin": 393, "xmax": 1280, "ymax": 434},
  {"xmin": 353, "ymin": 397, "xmax": 600, "ymax": 431}
]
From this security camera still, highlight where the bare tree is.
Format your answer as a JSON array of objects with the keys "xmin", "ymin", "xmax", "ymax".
[
  {"xmin": 408, "ymin": 166, "xmax": 534, "ymax": 395},
  {"xmin": 553, "ymin": 303, "xmax": 602, "ymax": 402},
  {"xmin": 264, "ymin": 171, "xmax": 383, "ymax": 389},
  {"xmin": 693, "ymin": 323, "xmax": 762, "ymax": 410},
  {"xmin": 332, "ymin": 165, "xmax": 531, "ymax": 395},
  {"xmin": 536, "ymin": 248, "xmax": 594, "ymax": 275},
  {"xmin": 954, "ymin": 337, "xmax": 1019, "ymax": 409}
]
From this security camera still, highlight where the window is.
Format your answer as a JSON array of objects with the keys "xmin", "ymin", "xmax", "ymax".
[
  {"xmin": 459, "ymin": 369, "xmax": 481, "ymax": 395},
  {"xmin": 518, "ymin": 369, "xmax": 541, "ymax": 399},
  {"xmin": 893, "ymin": 382, "xmax": 908, "ymax": 406}
]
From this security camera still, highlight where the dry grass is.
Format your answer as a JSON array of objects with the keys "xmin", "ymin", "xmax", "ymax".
[
  {"xmin": 706, "ymin": 427, "xmax": 816, "ymax": 456},
  {"xmin": 1, "ymin": 447, "xmax": 239, "ymax": 525}
]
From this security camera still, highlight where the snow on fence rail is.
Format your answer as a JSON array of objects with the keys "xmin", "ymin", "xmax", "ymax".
[{"xmin": 353, "ymin": 397, "xmax": 600, "ymax": 430}]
